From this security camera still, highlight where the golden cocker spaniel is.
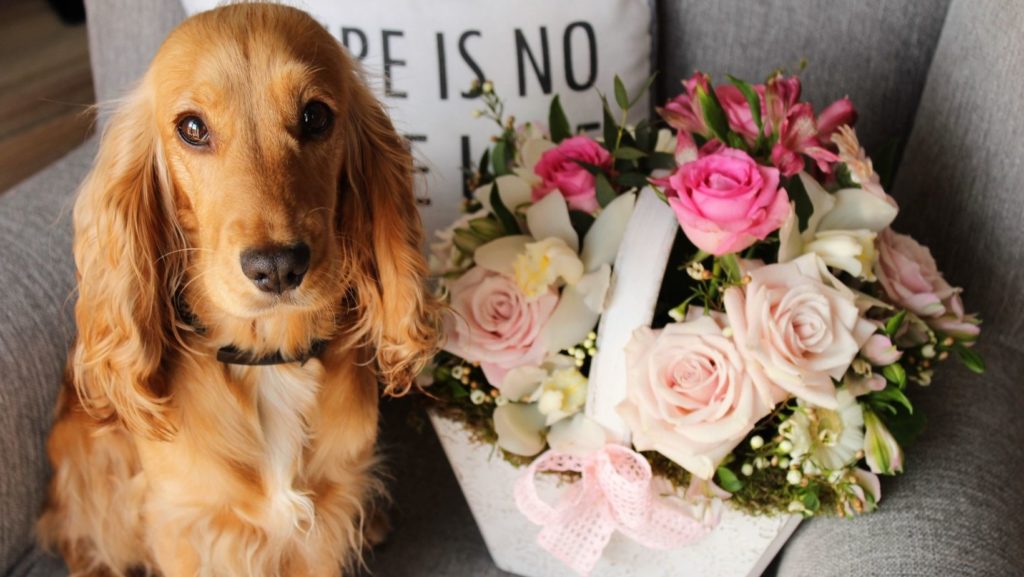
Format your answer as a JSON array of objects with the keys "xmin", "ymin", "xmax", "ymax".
[{"xmin": 38, "ymin": 4, "xmax": 439, "ymax": 576}]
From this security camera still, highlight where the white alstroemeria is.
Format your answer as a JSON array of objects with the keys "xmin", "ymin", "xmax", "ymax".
[
  {"xmin": 547, "ymin": 413, "xmax": 610, "ymax": 456},
  {"xmin": 533, "ymin": 367, "xmax": 588, "ymax": 425},
  {"xmin": 654, "ymin": 128, "xmax": 676, "ymax": 154},
  {"xmin": 779, "ymin": 172, "xmax": 897, "ymax": 280},
  {"xmin": 781, "ymin": 389, "xmax": 865, "ymax": 471},
  {"xmin": 474, "ymin": 174, "xmax": 533, "ymax": 215},
  {"xmin": 474, "ymin": 191, "xmax": 636, "ymax": 353},
  {"xmin": 514, "ymin": 237, "xmax": 585, "ymax": 299},
  {"xmin": 514, "ymin": 129, "xmax": 555, "ymax": 188},
  {"xmin": 493, "ymin": 402, "xmax": 547, "ymax": 456}
]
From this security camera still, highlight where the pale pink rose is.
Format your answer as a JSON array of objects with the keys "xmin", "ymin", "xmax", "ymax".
[
  {"xmin": 657, "ymin": 72, "xmax": 710, "ymax": 137},
  {"xmin": 816, "ymin": 97, "xmax": 857, "ymax": 142},
  {"xmin": 770, "ymin": 103, "xmax": 839, "ymax": 177},
  {"xmin": 724, "ymin": 254, "xmax": 877, "ymax": 409},
  {"xmin": 875, "ymin": 229, "xmax": 980, "ymax": 339},
  {"xmin": 443, "ymin": 266, "xmax": 557, "ymax": 386},
  {"xmin": 666, "ymin": 148, "xmax": 790, "ymax": 255},
  {"xmin": 531, "ymin": 135, "xmax": 612, "ymax": 213},
  {"xmin": 715, "ymin": 83, "xmax": 764, "ymax": 142},
  {"xmin": 617, "ymin": 316, "xmax": 774, "ymax": 480}
]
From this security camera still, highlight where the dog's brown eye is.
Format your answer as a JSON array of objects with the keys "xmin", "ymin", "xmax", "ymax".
[
  {"xmin": 177, "ymin": 116, "xmax": 210, "ymax": 147},
  {"xmin": 301, "ymin": 101, "xmax": 333, "ymax": 137}
]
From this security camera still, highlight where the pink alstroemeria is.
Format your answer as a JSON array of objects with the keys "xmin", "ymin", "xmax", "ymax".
[
  {"xmin": 817, "ymin": 97, "xmax": 858, "ymax": 143},
  {"xmin": 715, "ymin": 83, "xmax": 764, "ymax": 143},
  {"xmin": 763, "ymin": 74, "xmax": 802, "ymax": 136},
  {"xmin": 863, "ymin": 410, "xmax": 904, "ymax": 475},
  {"xmin": 770, "ymin": 103, "xmax": 839, "ymax": 176},
  {"xmin": 657, "ymin": 72, "xmax": 710, "ymax": 137}
]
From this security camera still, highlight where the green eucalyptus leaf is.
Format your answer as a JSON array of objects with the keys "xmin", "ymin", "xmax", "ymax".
[
  {"xmin": 573, "ymin": 160, "xmax": 605, "ymax": 175},
  {"xmin": 649, "ymin": 152, "xmax": 677, "ymax": 170},
  {"xmin": 491, "ymin": 140, "xmax": 510, "ymax": 176},
  {"xmin": 468, "ymin": 216, "xmax": 503, "ymax": 239},
  {"xmin": 785, "ymin": 174, "xmax": 813, "ymax": 231},
  {"xmin": 628, "ymin": 72, "xmax": 659, "ymax": 108},
  {"xmin": 616, "ymin": 172, "xmax": 650, "ymax": 189},
  {"xmin": 885, "ymin": 310, "xmax": 908, "ymax": 337},
  {"xmin": 602, "ymin": 97, "xmax": 619, "ymax": 152},
  {"xmin": 696, "ymin": 84, "xmax": 731, "ymax": 143},
  {"xmin": 882, "ymin": 363, "xmax": 908, "ymax": 389},
  {"xmin": 727, "ymin": 74, "xmax": 763, "ymax": 132},
  {"xmin": 613, "ymin": 146, "xmax": 648, "ymax": 160},
  {"xmin": 718, "ymin": 254, "xmax": 742, "ymax": 283},
  {"xmin": 453, "ymin": 228, "xmax": 485, "ymax": 254},
  {"xmin": 954, "ymin": 345, "xmax": 986, "ymax": 374},
  {"xmin": 614, "ymin": 75, "xmax": 630, "ymax": 110},
  {"xmin": 716, "ymin": 466, "xmax": 744, "ymax": 493},
  {"xmin": 489, "ymin": 182, "xmax": 520, "ymax": 234},
  {"xmin": 549, "ymin": 95, "xmax": 572, "ymax": 144},
  {"xmin": 595, "ymin": 172, "xmax": 617, "ymax": 208}
]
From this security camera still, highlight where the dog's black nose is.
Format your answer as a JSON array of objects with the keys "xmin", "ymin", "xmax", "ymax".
[{"xmin": 240, "ymin": 243, "xmax": 310, "ymax": 294}]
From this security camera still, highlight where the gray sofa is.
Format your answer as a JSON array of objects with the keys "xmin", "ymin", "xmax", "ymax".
[{"xmin": 2, "ymin": 1, "xmax": 1022, "ymax": 575}]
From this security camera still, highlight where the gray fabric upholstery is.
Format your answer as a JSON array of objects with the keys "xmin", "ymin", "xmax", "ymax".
[
  {"xmin": 776, "ymin": 1, "xmax": 1024, "ymax": 575},
  {"xmin": 0, "ymin": 139, "xmax": 95, "ymax": 572},
  {"xmin": 84, "ymin": 0, "xmax": 185, "ymax": 118},
  {"xmin": 655, "ymin": 0, "xmax": 951, "ymax": 156}
]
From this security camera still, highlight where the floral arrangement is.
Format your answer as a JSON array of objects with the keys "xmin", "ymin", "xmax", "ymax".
[{"xmin": 426, "ymin": 72, "xmax": 984, "ymax": 574}]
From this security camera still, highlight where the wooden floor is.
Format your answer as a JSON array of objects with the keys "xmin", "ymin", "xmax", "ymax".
[{"xmin": 0, "ymin": 0, "xmax": 95, "ymax": 194}]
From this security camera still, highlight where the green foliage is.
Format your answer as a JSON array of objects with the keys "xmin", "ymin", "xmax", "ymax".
[
  {"xmin": 716, "ymin": 466, "xmax": 744, "ymax": 492},
  {"xmin": 549, "ymin": 95, "xmax": 571, "ymax": 143},
  {"xmin": 954, "ymin": 344, "xmax": 986, "ymax": 374},
  {"xmin": 489, "ymin": 182, "xmax": 520, "ymax": 234},
  {"xmin": 696, "ymin": 83, "xmax": 731, "ymax": 143}
]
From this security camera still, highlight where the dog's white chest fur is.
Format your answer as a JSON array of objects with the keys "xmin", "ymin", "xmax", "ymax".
[{"xmin": 240, "ymin": 360, "xmax": 324, "ymax": 536}]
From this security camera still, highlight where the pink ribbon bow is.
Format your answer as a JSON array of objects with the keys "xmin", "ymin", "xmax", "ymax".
[{"xmin": 514, "ymin": 444, "xmax": 710, "ymax": 576}]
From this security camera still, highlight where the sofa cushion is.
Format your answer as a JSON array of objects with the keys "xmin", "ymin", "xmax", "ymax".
[{"xmin": 0, "ymin": 138, "xmax": 96, "ymax": 572}]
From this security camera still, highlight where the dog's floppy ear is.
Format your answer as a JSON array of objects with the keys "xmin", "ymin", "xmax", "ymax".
[
  {"xmin": 71, "ymin": 86, "xmax": 184, "ymax": 439},
  {"xmin": 341, "ymin": 78, "xmax": 440, "ymax": 396}
]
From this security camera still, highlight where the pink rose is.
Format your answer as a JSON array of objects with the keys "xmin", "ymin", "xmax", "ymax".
[
  {"xmin": 657, "ymin": 72, "xmax": 710, "ymax": 136},
  {"xmin": 531, "ymin": 135, "xmax": 612, "ymax": 213},
  {"xmin": 875, "ymin": 229, "xmax": 980, "ymax": 339},
  {"xmin": 724, "ymin": 254, "xmax": 877, "ymax": 409},
  {"xmin": 666, "ymin": 148, "xmax": 790, "ymax": 255},
  {"xmin": 617, "ymin": 316, "xmax": 773, "ymax": 480},
  {"xmin": 443, "ymin": 266, "xmax": 558, "ymax": 386}
]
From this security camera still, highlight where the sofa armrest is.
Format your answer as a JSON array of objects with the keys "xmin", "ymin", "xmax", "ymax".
[{"xmin": 0, "ymin": 139, "xmax": 96, "ymax": 572}]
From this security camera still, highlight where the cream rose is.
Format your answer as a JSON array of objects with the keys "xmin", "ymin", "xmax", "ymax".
[
  {"xmin": 724, "ymin": 254, "xmax": 876, "ymax": 409},
  {"xmin": 617, "ymin": 315, "xmax": 773, "ymax": 480}
]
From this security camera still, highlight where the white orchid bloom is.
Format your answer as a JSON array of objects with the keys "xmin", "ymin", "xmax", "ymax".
[
  {"xmin": 779, "ymin": 172, "xmax": 898, "ymax": 280},
  {"xmin": 473, "ymin": 174, "xmax": 533, "ymax": 215}
]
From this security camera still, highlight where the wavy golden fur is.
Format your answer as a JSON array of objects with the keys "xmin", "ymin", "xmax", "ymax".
[{"xmin": 37, "ymin": 4, "xmax": 439, "ymax": 576}]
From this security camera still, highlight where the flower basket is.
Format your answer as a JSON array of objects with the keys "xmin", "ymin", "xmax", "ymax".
[{"xmin": 424, "ymin": 72, "xmax": 984, "ymax": 577}]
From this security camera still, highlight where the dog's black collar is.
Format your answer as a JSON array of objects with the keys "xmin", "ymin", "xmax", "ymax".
[
  {"xmin": 216, "ymin": 340, "xmax": 328, "ymax": 366},
  {"xmin": 175, "ymin": 292, "xmax": 328, "ymax": 367}
]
